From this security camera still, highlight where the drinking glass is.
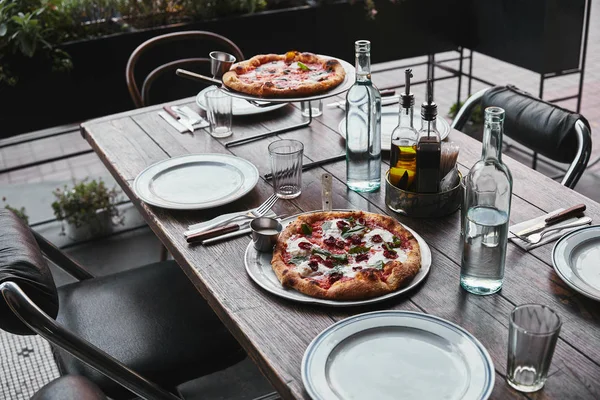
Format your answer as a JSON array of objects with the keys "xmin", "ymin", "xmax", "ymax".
[
  {"xmin": 268, "ymin": 139, "xmax": 303, "ymax": 199},
  {"xmin": 301, "ymin": 100, "xmax": 323, "ymax": 117},
  {"xmin": 507, "ymin": 304, "xmax": 561, "ymax": 392},
  {"xmin": 205, "ymin": 89, "xmax": 233, "ymax": 138}
]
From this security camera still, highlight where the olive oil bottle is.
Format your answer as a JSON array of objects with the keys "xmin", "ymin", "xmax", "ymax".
[{"xmin": 389, "ymin": 69, "xmax": 418, "ymax": 190}]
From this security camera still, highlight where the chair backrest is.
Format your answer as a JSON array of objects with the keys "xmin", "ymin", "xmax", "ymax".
[
  {"xmin": 453, "ymin": 85, "xmax": 592, "ymax": 188},
  {"xmin": 126, "ymin": 31, "xmax": 245, "ymax": 108},
  {"xmin": 0, "ymin": 209, "xmax": 58, "ymax": 335},
  {"xmin": 32, "ymin": 375, "xmax": 108, "ymax": 400}
]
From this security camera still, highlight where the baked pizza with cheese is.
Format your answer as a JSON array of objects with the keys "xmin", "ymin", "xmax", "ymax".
[
  {"xmin": 271, "ymin": 211, "xmax": 421, "ymax": 300},
  {"xmin": 222, "ymin": 51, "xmax": 346, "ymax": 98}
]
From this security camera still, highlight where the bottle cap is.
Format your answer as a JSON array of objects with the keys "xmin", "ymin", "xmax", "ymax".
[
  {"xmin": 400, "ymin": 69, "xmax": 415, "ymax": 108},
  {"xmin": 421, "ymin": 79, "xmax": 437, "ymax": 121}
]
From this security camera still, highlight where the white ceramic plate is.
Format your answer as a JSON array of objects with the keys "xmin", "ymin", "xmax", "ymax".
[
  {"xmin": 302, "ymin": 310, "xmax": 495, "ymax": 400},
  {"xmin": 244, "ymin": 212, "xmax": 432, "ymax": 307},
  {"xmin": 196, "ymin": 86, "xmax": 287, "ymax": 116},
  {"xmin": 552, "ymin": 225, "xmax": 600, "ymax": 301},
  {"xmin": 134, "ymin": 154, "xmax": 259, "ymax": 210},
  {"xmin": 221, "ymin": 57, "xmax": 356, "ymax": 103},
  {"xmin": 338, "ymin": 109, "xmax": 451, "ymax": 151}
]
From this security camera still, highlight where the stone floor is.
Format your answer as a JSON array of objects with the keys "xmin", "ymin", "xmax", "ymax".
[{"xmin": 0, "ymin": 0, "xmax": 599, "ymax": 397}]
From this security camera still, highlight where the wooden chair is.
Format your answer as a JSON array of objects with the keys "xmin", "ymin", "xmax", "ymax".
[
  {"xmin": 452, "ymin": 85, "xmax": 592, "ymax": 189},
  {"xmin": 126, "ymin": 31, "xmax": 244, "ymax": 108}
]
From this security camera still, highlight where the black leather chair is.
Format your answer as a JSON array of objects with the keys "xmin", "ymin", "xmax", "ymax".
[
  {"xmin": 0, "ymin": 209, "xmax": 246, "ymax": 399},
  {"xmin": 31, "ymin": 375, "xmax": 108, "ymax": 400},
  {"xmin": 452, "ymin": 85, "xmax": 592, "ymax": 189}
]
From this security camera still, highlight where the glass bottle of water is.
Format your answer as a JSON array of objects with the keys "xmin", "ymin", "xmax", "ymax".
[
  {"xmin": 460, "ymin": 107, "xmax": 513, "ymax": 295},
  {"xmin": 345, "ymin": 40, "xmax": 382, "ymax": 192}
]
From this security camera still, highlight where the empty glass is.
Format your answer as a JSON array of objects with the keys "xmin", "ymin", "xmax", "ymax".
[
  {"xmin": 268, "ymin": 139, "xmax": 303, "ymax": 199},
  {"xmin": 301, "ymin": 100, "xmax": 323, "ymax": 117},
  {"xmin": 507, "ymin": 304, "xmax": 561, "ymax": 392},
  {"xmin": 205, "ymin": 89, "xmax": 233, "ymax": 138}
]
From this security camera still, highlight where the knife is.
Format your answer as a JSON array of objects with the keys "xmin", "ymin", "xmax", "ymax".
[
  {"xmin": 516, "ymin": 204, "xmax": 586, "ymax": 238},
  {"xmin": 264, "ymin": 154, "xmax": 346, "ymax": 180},
  {"xmin": 201, "ymin": 216, "xmax": 286, "ymax": 245},
  {"xmin": 187, "ymin": 222, "xmax": 241, "ymax": 243},
  {"xmin": 163, "ymin": 105, "xmax": 195, "ymax": 133}
]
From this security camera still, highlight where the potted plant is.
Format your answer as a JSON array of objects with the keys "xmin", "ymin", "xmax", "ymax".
[
  {"xmin": 52, "ymin": 179, "xmax": 122, "ymax": 240},
  {"xmin": 448, "ymin": 100, "xmax": 484, "ymax": 141}
]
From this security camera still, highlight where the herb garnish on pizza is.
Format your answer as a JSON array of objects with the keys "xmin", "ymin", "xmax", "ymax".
[
  {"xmin": 222, "ymin": 51, "xmax": 346, "ymax": 98},
  {"xmin": 271, "ymin": 211, "xmax": 421, "ymax": 300}
]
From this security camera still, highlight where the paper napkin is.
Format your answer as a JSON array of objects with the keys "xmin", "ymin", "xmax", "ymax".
[
  {"xmin": 508, "ymin": 208, "xmax": 588, "ymax": 251},
  {"xmin": 158, "ymin": 106, "xmax": 209, "ymax": 133}
]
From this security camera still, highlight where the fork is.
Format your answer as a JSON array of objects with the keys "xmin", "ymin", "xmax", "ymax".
[
  {"xmin": 522, "ymin": 217, "xmax": 592, "ymax": 244},
  {"xmin": 187, "ymin": 194, "xmax": 278, "ymax": 235}
]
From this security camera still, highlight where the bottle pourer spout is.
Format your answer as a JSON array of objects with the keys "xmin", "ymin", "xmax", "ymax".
[{"xmin": 401, "ymin": 68, "xmax": 415, "ymax": 108}]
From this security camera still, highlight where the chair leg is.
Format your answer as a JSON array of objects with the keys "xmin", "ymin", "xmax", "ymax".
[{"xmin": 160, "ymin": 245, "xmax": 169, "ymax": 261}]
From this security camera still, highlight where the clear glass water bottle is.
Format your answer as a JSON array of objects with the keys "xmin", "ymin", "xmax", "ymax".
[
  {"xmin": 460, "ymin": 107, "xmax": 513, "ymax": 295},
  {"xmin": 389, "ymin": 69, "xmax": 418, "ymax": 190},
  {"xmin": 345, "ymin": 40, "xmax": 382, "ymax": 192}
]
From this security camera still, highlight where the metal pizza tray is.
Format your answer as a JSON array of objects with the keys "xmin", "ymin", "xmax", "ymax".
[
  {"xmin": 221, "ymin": 56, "xmax": 356, "ymax": 103},
  {"xmin": 243, "ymin": 210, "xmax": 432, "ymax": 307}
]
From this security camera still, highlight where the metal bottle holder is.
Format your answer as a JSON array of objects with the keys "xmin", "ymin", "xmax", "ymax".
[{"xmin": 384, "ymin": 170, "xmax": 463, "ymax": 218}]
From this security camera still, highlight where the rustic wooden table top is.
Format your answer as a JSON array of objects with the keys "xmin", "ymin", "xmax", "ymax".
[{"xmin": 82, "ymin": 65, "xmax": 600, "ymax": 400}]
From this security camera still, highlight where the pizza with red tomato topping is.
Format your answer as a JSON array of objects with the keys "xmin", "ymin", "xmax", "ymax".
[
  {"xmin": 222, "ymin": 51, "xmax": 346, "ymax": 98},
  {"xmin": 271, "ymin": 211, "xmax": 421, "ymax": 300}
]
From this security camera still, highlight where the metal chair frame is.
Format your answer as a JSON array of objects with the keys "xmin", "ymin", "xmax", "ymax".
[
  {"xmin": 451, "ymin": 88, "xmax": 591, "ymax": 189},
  {"xmin": 0, "ymin": 231, "xmax": 181, "ymax": 400},
  {"xmin": 126, "ymin": 31, "xmax": 244, "ymax": 108}
]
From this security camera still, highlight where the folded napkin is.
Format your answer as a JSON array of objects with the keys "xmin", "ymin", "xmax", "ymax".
[
  {"xmin": 508, "ymin": 208, "xmax": 586, "ymax": 251},
  {"xmin": 158, "ymin": 106, "xmax": 209, "ymax": 133}
]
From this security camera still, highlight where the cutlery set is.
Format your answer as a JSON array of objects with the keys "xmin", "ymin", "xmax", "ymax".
[
  {"xmin": 185, "ymin": 194, "xmax": 279, "ymax": 244},
  {"xmin": 511, "ymin": 203, "xmax": 592, "ymax": 247}
]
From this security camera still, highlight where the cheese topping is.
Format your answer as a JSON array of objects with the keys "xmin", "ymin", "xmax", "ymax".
[
  {"xmin": 286, "ymin": 237, "xmax": 312, "ymax": 256},
  {"xmin": 364, "ymin": 228, "xmax": 395, "ymax": 247},
  {"xmin": 285, "ymin": 220, "xmax": 410, "ymax": 282}
]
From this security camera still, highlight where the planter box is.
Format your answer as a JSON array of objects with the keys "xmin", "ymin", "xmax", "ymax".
[
  {"xmin": 465, "ymin": 0, "xmax": 586, "ymax": 74},
  {"xmin": 0, "ymin": 1, "xmax": 459, "ymax": 138}
]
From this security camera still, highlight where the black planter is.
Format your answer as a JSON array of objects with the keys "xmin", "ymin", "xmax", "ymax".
[
  {"xmin": 0, "ymin": 1, "xmax": 460, "ymax": 138},
  {"xmin": 465, "ymin": 0, "xmax": 586, "ymax": 74}
]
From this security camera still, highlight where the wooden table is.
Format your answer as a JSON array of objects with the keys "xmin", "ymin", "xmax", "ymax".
[{"xmin": 81, "ymin": 66, "xmax": 600, "ymax": 400}]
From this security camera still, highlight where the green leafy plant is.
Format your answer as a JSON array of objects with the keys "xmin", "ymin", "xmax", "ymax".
[
  {"xmin": 52, "ymin": 179, "xmax": 121, "ymax": 229},
  {"xmin": 448, "ymin": 100, "xmax": 484, "ymax": 125},
  {"xmin": 2, "ymin": 197, "xmax": 29, "ymax": 224},
  {"xmin": 0, "ymin": 0, "xmax": 73, "ymax": 85}
]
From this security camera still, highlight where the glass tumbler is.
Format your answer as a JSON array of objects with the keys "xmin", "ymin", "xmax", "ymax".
[
  {"xmin": 268, "ymin": 139, "xmax": 303, "ymax": 199},
  {"xmin": 507, "ymin": 304, "xmax": 562, "ymax": 392},
  {"xmin": 205, "ymin": 89, "xmax": 233, "ymax": 138},
  {"xmin": 301, "ymin": 100, "xmax": 323, "ymax": 117}
]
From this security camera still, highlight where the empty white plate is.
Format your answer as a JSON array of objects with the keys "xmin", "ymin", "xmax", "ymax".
[
  {"xmin": 338, "ymin": 109, "xmax": 451, "ymax": 151},
  {"xmin": 552, "ymin": 225, "xmax": 600, "ymax": 301},
  {"xmin": 134, "ymin": 154, "xmax": 258, "ymax": 210},
  {"xmin": 244, "ymin": 212, "xmax": 432, "ymax": 307},
  {"xmin": 302, "ymin": 311, "xmax": 494, "ymax": 400}
]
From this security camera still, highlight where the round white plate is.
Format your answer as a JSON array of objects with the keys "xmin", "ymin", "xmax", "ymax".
[
  {"xmin": 302, "ymin": 310, "xmax": 495, "ymax": 400},
  {"xmin": 552, "ymin": 225, "xmax": 600, "ymax": 301},
  {"xmin": 221, "ymin": 57, "xmax": 355, "ymax": 103},
  {"xmin": 338, "ymin": 109, "xmax": 451, "ymax": 151},
  {"xmin": 196, "ymin": 86, "xmax": 287, "ymax": 116},
  {"xmin": 134, "ymin": 154, "xmax": 259, "ymax": 210},
  {"xmin": 244, "ymin": 212, "xmax": 432, "ymax": 307}
]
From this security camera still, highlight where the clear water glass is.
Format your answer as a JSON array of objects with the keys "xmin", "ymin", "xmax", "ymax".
[
  {"xmin": 268, "ymin": 139, "xmax": 303, "ymax": 199},
  {"xmin": 301, "ymin": 100, "xmax": 323, "ymax": 117},
  {"xmin": 205, "ymin": 89, "xmax": 233, "ymax": 138},
  {"xmin": 507, "ymin": 304, "xmax": 561, "ymax": 392}
]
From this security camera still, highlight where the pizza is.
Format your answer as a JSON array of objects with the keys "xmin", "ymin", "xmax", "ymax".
[
  {"xmin": 271, "ymin": 211, "xmax": 421, "ymax": 300},
  {"xmin": 222, "ymin": 51, "xmax": 346, "ymax": 98}
]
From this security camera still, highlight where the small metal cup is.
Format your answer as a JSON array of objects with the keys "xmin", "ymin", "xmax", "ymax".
[
  {"xmin": 250, "ymin": 217, "xmax": 282, "ymax": 252},
  {"xmin": 210, "ymin": 51, "xmax": 236, "ymax": 79}
]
